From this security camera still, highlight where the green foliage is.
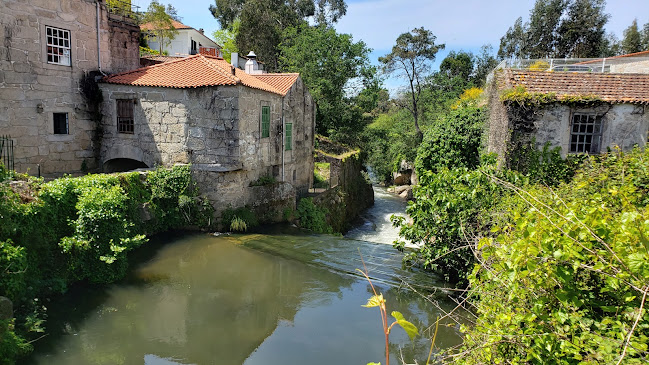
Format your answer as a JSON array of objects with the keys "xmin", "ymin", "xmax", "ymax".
[
  {"xmin": 229, "ymin": 216, "xmax": 248, "ymax": 232},
  {"xmin": 279, "ymin": 23, "xmax": 372, "ymax": 138},
  {"xmin": 415, "ymin": 104, "xmax": 485, "ymax": 176},
  {"xmin": 622, "ymin": 19, "xmax": 643, "ymax": 54},
  {"xmin": 249, "ymin": 174, "xmax": 277, "ymax": 187},
  {"xmin": 0, "ymin": 320, "xmax": 31, "ymax": 365},
  {"xmin": 0, "ymin": 166, "xmax": 209, "ymax": 362},
  {"xmin": 313, "ymin": 162, "xmax": 330, "ymax": 189},
  {"xmin": 212, "ymin": 18, "xmax": 239, "ymax": 61},
  {"xmin": 222, "ymin": 206, "xmax": 258, "ymax": 231},
  {"xmin": 393, "ymin": 163, "xmax": 508, "ymax": 283},
  {"xmin": 141, "ymin": 0, "xmax": 179, "ymax": 55},
  {"xmin": 296, "ymin": 198, "xmax": 332, "ymax": 234},
  {"xmin": 0, "ymin": 240, "xmax": 27, "ymax": 299},
  {"xmin": 458, "ymin": 147, "xmax": 649, "ymax": 363},
  {"xmin": 508, "ymin": 141, "xmax": 585, "ymax": 185}
]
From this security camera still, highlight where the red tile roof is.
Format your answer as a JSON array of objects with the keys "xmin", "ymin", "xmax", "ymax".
[
  {"xmin": 504, "ymin": 70, "xmax": 649, "ymax": 104},
  {"xmin": 102, "ymin": 54, "xmax": 298, "ymax": 95},
  {"xmin": 253, "ymin": 74, "xmax": 300, "ymax": 96},
  {"xmin": 140, "ymin": 19, "xmax": 191, "ymax": 31},
  {"xmin": 577, "ymin": 50, "xmax": 649, "ymax": 65}
]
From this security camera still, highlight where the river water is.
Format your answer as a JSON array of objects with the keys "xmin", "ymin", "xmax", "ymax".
[{"xmin": 27, "ymin": 187, "xmax": 462, "ymax": 365}]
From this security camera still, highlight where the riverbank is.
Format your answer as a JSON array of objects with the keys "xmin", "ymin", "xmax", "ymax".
[{"xmin": 0, "ymin": 165, "xmax": 212, "ymax": 362}]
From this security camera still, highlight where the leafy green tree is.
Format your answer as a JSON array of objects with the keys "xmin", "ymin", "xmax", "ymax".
[
  {"xmin": 472, "ymin": 45, "xmax": 498, "ymax": 86},
  {"xmin": 439, "ymin": 51, "xmax": 474, "ymax": 82},
  {"xmin": 213, "ymin": 19, "xmax": 239, "ymax": 61},
  {"xmin": 209, "ymin": 0, "xmax": 347, "ymax": 71},
  {"xmin": 142, "ymin": 0, "xmax": 179, "ymax": 55},
  {"xmin": 279, "ymin": 24, "xmax": 372, "ymax": 139},
  {"xmin": 622, "ymin": 18, "xmax": 643, "ymax": 54},
  {"xmin": 498, "ymin": 17, "xmax": 526, "ymax": 59},
  {"xmin": 643, "ymin": 22, "xmax": 649, "ymax": 50},
  {"xmin": 556, "ymin": 0, "xmax": 609, "ymax": 57},
  {"xmin": 525, "ymin": 0, "xmax": 567, "ymax": 57},
  {"xmin": 379, "ymin": 27, "xmax": 445, "ymax": 141}
]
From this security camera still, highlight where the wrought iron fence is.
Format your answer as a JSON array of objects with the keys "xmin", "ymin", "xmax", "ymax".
[{"xmin": 0, "ymin": 135, "xmax": 14, "ymax": 171}]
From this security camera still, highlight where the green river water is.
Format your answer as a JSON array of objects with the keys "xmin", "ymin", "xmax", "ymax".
[{"xmin": 27, "ymin": 188, "xmax": 463, "ymax": 364}]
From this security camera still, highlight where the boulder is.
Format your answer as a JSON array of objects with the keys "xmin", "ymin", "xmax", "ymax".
[
  {"xmin": 0, "ymin": 296, "xmax": 13, "ymax": 321},
  {"xmin": 393, "ymin": 171, "xmax": 411, "ymax": 186}
]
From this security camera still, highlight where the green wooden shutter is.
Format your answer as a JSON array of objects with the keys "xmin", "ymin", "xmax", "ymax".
[
  {"xmin": 285, "ymin": 123, "xmax": 292, "ymax": 151},
  {"xmin": 261, "ymin": 106, "xmax": 270, "ymax": 138}
]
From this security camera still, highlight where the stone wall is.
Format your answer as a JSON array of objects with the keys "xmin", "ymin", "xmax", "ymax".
[
  {"xmin": 610, "ymin": 59, "xmax": 649, "ymax": 74},
  {"xmin": 486, "ymin": 70, "xmax": 512, "ymax": 165},
  {"xmin": 0, "ymin": 0, "xmax": 140, "ymax": 176}
]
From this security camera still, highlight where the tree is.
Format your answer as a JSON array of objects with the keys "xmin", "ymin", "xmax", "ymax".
[
  {"xmin": 142, "ymin": 0, "xmax": 179, "ymax": 55},
  {"xmin": 213, "ymin": 19, "xmax": 240, "ymax": 61},
  {"xmin": 472, "ymin": 45, "xmax": 498, "ymax": 86},
  {"xmin": 379, "ymin": 27, "xmax": 444, "ymax": 141},
  {"xmin": 525, "ymin": 0, "xmax": 567, "ymax": 58},
  {"xmin": 439, "ymin": 51, "xmax": 474, "ymax": 82},
  {"xmin": 498, "ymin": 17, "xmax": 526, "ymax": 59},
  {"xmin": 643, "ymin": 22, "xmax": 649, "ymax": 50},
  {"xmin": 209, "ymin": 0, "xmax": 347, "ymax": 71},
  {"xmin": 556, "ymin": 0, "xmax": 609, "ymax": 58},
  {"xmin": 622, "ymin": 19, "xmax": 643, "ymax": 54},
  {"xmin": 278, "ymin": 24, "xmax": 372, "ymax": 139}
]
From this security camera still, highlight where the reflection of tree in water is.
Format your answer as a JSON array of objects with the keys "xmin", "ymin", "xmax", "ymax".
[{"xmin": 29, "ymin": 234, "xmax": 356, "ymax": 365}]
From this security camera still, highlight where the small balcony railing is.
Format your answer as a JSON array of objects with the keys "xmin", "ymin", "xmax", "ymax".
[{"xmin": 106, "ymin": 0, "xmax": 140, "ymax": 24}]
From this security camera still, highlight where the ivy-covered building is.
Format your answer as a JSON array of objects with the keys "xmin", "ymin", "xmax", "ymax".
[{"xmin": 488, "ymin": 68, "xmax": 649, "ymax": 161}]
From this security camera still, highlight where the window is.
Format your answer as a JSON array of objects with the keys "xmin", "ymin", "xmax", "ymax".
[
  {"xmin": 46, "ymin": 26, "xmax": 71, "ymax": 66},
  {"xmin": 261, "ymin": 106, "xmax": 270, "ymax": 138},
  {"xmin": 570, "ymin": 113, "xmax": 602, "ymax": 154},
  {"xmin": 191, "ymin": 39, "xmax": 197, "ymax": 54},
  {"xmin": 117, "ymin": 99, "xmax": 135, "ymax": 134},
  {"xmin": 53, "ymin": 113, "xmax": 69, "ymax": 134},
  {"xmin": 285, "ymin": 123, "xmax": 293, "ymax": 151}
]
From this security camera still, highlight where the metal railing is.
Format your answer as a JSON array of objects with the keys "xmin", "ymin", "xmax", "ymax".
[
  {"xmin": 106, "ymin": 0, "xmax": 140, "ymax": 23},
  {"xmin": 0, "ymin": 135, "xmax": 14, "ymax": 171},
  {"xmin": 495, "ymin": 57, "xmax": 649, "ymax": 74}
]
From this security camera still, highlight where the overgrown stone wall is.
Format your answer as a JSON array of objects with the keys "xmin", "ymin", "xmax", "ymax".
[
  {"xmin": 0, "ymin": 0, "xmax": 140, "ymax": 176},
  {"xmin": 311, "ymin": 152, "xmax": 373, "ymax": 233}
]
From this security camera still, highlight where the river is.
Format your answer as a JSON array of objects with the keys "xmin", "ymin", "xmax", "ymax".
[{"xmin": 27, "ymin": 187, "xmax": 462, "ymax": 365}]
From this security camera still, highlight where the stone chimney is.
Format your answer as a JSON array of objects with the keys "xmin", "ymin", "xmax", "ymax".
[{"xmin": 244, "ymin": 51, "xmax": 265, "ymax": 74}]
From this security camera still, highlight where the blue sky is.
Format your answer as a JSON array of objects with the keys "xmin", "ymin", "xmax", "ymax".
[{"xmin": 133, "ymin": 0, "xmax": 648, "ymax": 90}]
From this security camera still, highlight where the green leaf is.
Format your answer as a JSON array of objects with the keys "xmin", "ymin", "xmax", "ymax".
[
  {"xmin": 362, "ymin": 294, "xmax": 385, "ymax": 308},
  {"xmin": 391, "ymin": 311, "xmax": 419, "ymax": 340}
]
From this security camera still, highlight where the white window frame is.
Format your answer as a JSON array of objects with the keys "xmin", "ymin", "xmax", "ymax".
[{"xmin": 45, "ymin": 26, "xmax": 71, "ymax": 66}]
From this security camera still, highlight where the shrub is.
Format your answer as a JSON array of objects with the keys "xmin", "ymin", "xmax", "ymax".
[
  {"xmin": 457, "ymin": 148, "xmax": 649, "ymax": 363},
  {"xmin": 249, "ymin": 175, "xmax": 277, "ymax": 187},
  {"xmin": 0, "ymin": 240, "xmax": 27, "ymax": 300},
  {"xmin": 296, "ymin": 198, "xmax": 332, "ymax": 234},
  {"xmin": 221, "ymin": 206, "xmax": 258, "ymax": 231}
]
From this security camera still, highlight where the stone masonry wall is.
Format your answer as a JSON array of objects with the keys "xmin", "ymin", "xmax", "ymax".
[
  {"xmin": 0, "ymin": 0, "xmax": 140, "ymax": 176},
  {"xmin": 99, "ymin": 84, "xmax": 242, "ymax": 170}
]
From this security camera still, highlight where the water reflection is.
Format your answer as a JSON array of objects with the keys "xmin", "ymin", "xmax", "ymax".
[{"xmin": 29, "ymin": 232, "xmax": 462, "ymax": 365}]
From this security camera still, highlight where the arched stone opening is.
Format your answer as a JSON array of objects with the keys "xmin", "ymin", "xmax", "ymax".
[{"xmin": 103, "ymin": 158, "xmax": 149, "ymax": 173}]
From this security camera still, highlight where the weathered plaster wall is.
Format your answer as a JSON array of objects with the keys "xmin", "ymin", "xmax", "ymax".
[
  {"xmin": 610, "ymin": 59, "xmax": 649, "ymax": 74},
  {"xmin": 486, "ymin": 70, "xmax": 511, "ymax": 165},
  {"xmin": 0, "ymin": 0, "xmax": 139, "ymax": 176}
]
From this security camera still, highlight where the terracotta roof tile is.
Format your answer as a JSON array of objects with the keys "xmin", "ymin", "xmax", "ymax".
[
  {"xmin": 140, "ymin": 55, "xmax": 185, "ymax": 63},
  {"xmin": 505, "ymin": 70, "xmax": 649, "ymax": 104},
  {"xmin": 140, "ymin": 19, "xmax": 191, "ymax": 31},
  {"xmin": 103, "ymin": 55, "xmax": 297, "ymax": 95},
  {"xmin": 253, "ymin": 74, "xmax": 300, "ymax": 96}
]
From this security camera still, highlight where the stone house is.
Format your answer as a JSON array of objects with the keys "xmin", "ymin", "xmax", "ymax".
[
  {"xmin": 0, "ymin": 0, "xmax": 141, "ymax": 175},
  {"xmin": 488, "ymin": 68, "xmax": 649, "ymax": 161},
  {"xmin": 99, "ymin": 53, "xmax": 315, "ymax": 215},
  {"xmin": 141, "ymin": 19, "xmax": 221, "ymax": 57}
]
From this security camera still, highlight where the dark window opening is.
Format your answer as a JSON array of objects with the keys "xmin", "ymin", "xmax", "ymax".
[
  {"xmin": 570, "ymin": 113, "xmax": 602, "ymax": 154},
  {"xmin": 293, "ymin": 169, "xmax": 297, "ymax": 181},
  {"xmin": 117, "ymin": 99, "xmax": 135, "ymax": 134},
  {"xmin": 261, "ymin": 106, "xmax": 270, "ymax": 138},
  {"xmin": 53, "ymin": 112, "xmax": 69, "ymax": 134},
  {"xmin": 103, "ymin": 158, "xmax": 148, "ymax": 173},
  {"xmin": 191, "ymin": 39, "xmax": 197, "ymax": 54}
]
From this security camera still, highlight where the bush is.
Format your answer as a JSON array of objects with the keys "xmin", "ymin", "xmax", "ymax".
[
  {"xmin": 457, "ymin": 148, "xmax": 649, "ymax": 363},
  {"xmin": 296, "ymin": 198, "xmax": 332, "ymax": 234},
  {"xmin": 0, "ymin": 240, "xmax": 27, "ymax": 300},
  {"xmin": 221, "ymin": 206, "xmax": 258, "ymax": 231}
]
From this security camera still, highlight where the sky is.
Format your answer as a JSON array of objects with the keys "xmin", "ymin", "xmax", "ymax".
[{"xmin": 132, "ymin": 0, "xmax": 648, "ymax": 89}]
